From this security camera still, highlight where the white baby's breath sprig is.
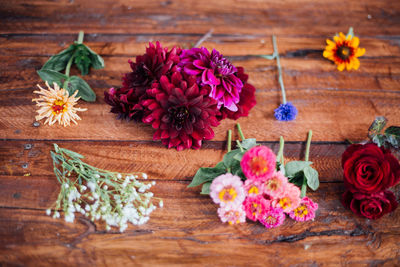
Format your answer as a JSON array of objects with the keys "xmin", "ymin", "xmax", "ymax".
[{"xmin": 46, "ymin": 144, "xmax": 163, "ymax": 232}]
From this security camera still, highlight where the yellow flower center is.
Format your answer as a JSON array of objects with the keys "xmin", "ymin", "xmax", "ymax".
[
  {"xmin": 279, "ymin": 197, "xmax": 291, "ymax": 210},
  {"xmin": 248, "ymin": 185, "xmax": 259, "ymax": 195},
  {"xmin": 265, "ymin": 178, "xmax": 279, "ymax": 191},
  {"xmin": 250, "ymin": 156, "xmax": 268, "ymax": 176},
  {"xmin": 265, "ymin": 215, "xmax": 277, "ymax": 225},
  {"xmin": 52, "ymin": 100, "xmax": 66, "ymax": 115},
  {"xmin": 294, "ymin": 205, "xmax": 309, "ymax": 218},
  {"xmin": 219, "ymin": 187, "xmax": 237, "ymax": 203}
]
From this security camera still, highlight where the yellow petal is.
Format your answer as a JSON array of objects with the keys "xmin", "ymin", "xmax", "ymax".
[
  {"xmin": 339, "ymin": 32, "xmax": 346, "ymax": 41},
  {"xmin": 323, "ymin": 50, "xmax": 333, "ymax": 58},
  {"xmin": 346, "ymin": 61, "xmax": 353, "ymax": 71},
  {"xmin": 334, "ymin": 35, "xmax": 340, "ymax": 43},
  {"xmin": 326, "ymin": 39, "xmax": 335, "ymax": 46},
  {"xmin": 350, "ymin": 36, "xmax": 360, "ymax": 48},
  {"xmin": 337, "ymin": 63, "xmax": 345, "ymax": 71},
  {"xmin": 355, "ymin": 47, "xmax": 366, "ymax": 57},
  {"xmin": 353, "ymin": 58, "xmax": 360, "ymax": 70}
]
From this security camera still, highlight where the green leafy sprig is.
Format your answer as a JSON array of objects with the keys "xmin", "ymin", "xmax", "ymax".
[
  {"xmin": 188, "ymin": 124, "xmax": 320, "ymax": 197},
  {"xmin": 368, "ymin": 116, "xmax": 400, "ymax": 149},
  {"xmin": 37, "ymin": 31, "xmax": 104, "ymax": 102}
]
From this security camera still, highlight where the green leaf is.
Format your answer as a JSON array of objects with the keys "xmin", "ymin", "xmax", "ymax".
[
  {"xmin": 288, "ymin": 172, "xmax": 304, "ymax": 187},
  {"xmin": 187, "ymin": 165, "xmax": 226, "ymax": 188},
  {"xmin": 223, "ymin": 149, "xmax": 242, "ymax": 169},
  {"xmin": 304, "ymin": 166, "xmax": 319, "ymax": 191},
  {"xmin": 37, "ymin": 69, "xmax": 68, "ymax": 87},
  {"xmin": 74, "ymin": 44, "xmax": 91, "ymax": 76},
  {"xmin": 84, "ymin": 44, "xmax": 105, "ymax": 69},
  {"xmin": 42, "ymin": 44, "xmax": 76, "ymax": 71},
  {"xmin": 259, "ymin": 54, "xmax": 275, "ymax": 60},
  {"xmin": 200, "ymin": 182, "xmax": 211, "ymax": 195},
  {"xmin": 60, "ymin": 147, "xmax": 85, "ymax": 159},
  {"xmin": 240, "ymin": 138, "xmax": 257, "ymax": 150},
  {"xmin": 233, "ymin": 151, "xmax": 245, "ymax": 162},
  {"xmin": 284, "ymin": 161, "xmax": 312, "ymax": 177},
  {"xmin": 276, "ymin": 162, "xmax": 285, "ymax": 176},
  {"xmin": 368, "ymin": 116, "xmax": 387, "ymax": 139},
  {"xmin": 65, "ymin": 76, "xmax": 96, "ymax": 102},
  {"xmin": 372, "ymin": 134, "xmax": 386, "ymax": 147}
]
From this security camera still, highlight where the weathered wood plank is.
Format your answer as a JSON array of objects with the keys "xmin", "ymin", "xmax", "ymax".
[
  {"xmin": 0, "ymin": 140, "xmax": 346, "ymax": 182},
  {"xmin": 2, "ymin": 35, "xmax": 399, "ymax": 58},
  {"xmin": 1, "ymin": 0, "xmax": 400, "ymax": 36},
  {"xmin": 0, "ymin": 181, "xmax": 399, "ymax": 266},
  {"xmin": 1, "ymin": 84, "xmax": 399, "ymax": 142}
]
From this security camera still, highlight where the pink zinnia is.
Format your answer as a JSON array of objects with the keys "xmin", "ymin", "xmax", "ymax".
[
  {"xmin": 272, "ymin": 183, "xmax": 301, "ymax": 213},
  {"xmin": 210, "ymin": 173, "xmax": 245, "ymax": 207},
  {"xmin": 243, "ymin": 195, "xmax": 270, "ymax": 221},
  {"xmin": 217, "ymin": 204, "xmax": 246, "ymax": 225},
  {"xmin": 241, "ymin": 146, "xmax": 276, "ymax": 182},
  {"xmin": 244, "ymin": 179, "xmax": 264, "ymax": 197},
  {"xmin": 259, "ymin": 206, "xmax": 286, "ymax": 228},
  {"xmin": 263, "ymin": 171, "xmax": 288, "ymax": 199},
  {"xmin": 289, "ymin": 197, "xmax": 318, "ymax": 222}
]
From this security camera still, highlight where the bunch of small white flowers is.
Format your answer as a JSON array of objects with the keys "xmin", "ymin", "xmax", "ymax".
[{"xmin": 46, "ymin": 144, "xmax": 163, "ymax": 232}]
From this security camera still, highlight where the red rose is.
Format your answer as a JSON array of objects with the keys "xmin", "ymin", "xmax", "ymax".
[
  {"xmin": 342, "ymin": 143, "xmax": 400, "ymax": 194},
  {"xmin": 342, "ymin": 190, "xmax": 398, "ymax": 219}
]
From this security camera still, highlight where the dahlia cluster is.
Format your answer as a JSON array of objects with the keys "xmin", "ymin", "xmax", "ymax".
[
  {"xmin": 209, "ymin": 146, "xmax": 318, "ymax": 227},
  {"xmin": 105, "ymin": 42, "xmax": 256, "ymax": 150}
]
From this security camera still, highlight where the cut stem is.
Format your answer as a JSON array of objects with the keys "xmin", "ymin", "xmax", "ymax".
[
  {"xmin": 272, "ymin": 35, "xmax": 286, "ymax": 104},
  {"xmin": 227, "ymin": 130, "xmax": 232, "ymax": 153},
  {"xmin": 193, "ymin": 29, "xmax": 213, "ymax": 48},
  {"xmin": 77, "ymin": 31, "xmax": 84, "ymax": 44},
  {"xmin": 277, "ymin": 136, "xmax": 285, "ymax": 165},
  {"xmin": 236, "ymin": 123, "xmax": 245, "ymax": 140},
  {"xmin": 305, "ymin": 130, "xmax": 313, "ymax": 162}
]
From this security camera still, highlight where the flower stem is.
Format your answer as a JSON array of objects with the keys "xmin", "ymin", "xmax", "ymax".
[
  {"xmin": 65, "ymin": 56, "xmax": 74, "ymax": 77},
  {"xmin": 277, "ymin": 136, "xmax": 285, "ymax": 165},
  {"xmin": 305, "ymin": 130, "xmax": 312, "ymax": 162},
  {"xmin": 272, "ymin": 35, "xmax": 286, "ymax": 104},
  {"xmin": 301, "ymin": 130, "xmax": 313, "ymax": 198},
  {"xmin": 236, "ymin": 123, "xmax": 245, "ymax": 140},
  {"xmin": 77, "ymin": 31, "xmax": 84, "ymax": 44},
  {"xmin": 236, "ymin": 140, "xmax": 244, "ymax": 152},
  {"xmin": 193, "ymin": 28, "xmax": 213, "ymax": 48},
  {"xmin": 227, "ymin": 130, "xmax": 232, "ymax": 152}
]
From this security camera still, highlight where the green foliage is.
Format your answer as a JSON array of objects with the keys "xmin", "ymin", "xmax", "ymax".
[
  {"xmin": 368, "ymin": 117, "xmax": 400, "ymax": 149},
  {"xmin": 38, "ymin": 31, "xmax": 104, "ymax": 102}
]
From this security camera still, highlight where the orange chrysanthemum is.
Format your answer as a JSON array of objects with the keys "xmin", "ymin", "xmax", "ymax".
[{"xmin": 323, "ymin": 32, "xmax": 365, "ymax": 71}]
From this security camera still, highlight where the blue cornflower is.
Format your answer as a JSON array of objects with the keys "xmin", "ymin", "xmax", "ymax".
[{"xmin": 274, "ymin": 102, "xmax": 298, "ymax": 121}]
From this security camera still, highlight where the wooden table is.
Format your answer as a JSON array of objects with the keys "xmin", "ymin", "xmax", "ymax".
[{"xmin": 1, "ymin": 0, "xmax": 400, "ymax": 266}]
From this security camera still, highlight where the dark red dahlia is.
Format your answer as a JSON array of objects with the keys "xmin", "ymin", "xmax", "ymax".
[
  {"xmin": 105, "ymin": 42, "xmax": 181, "ymax": 121},
  {"xmin": 218, "ymin": 66, "xmax": 257, "ymax": 120},
  {"xmin": 141, "ymin": 72, "xmax": 220, "ymax": 150}
]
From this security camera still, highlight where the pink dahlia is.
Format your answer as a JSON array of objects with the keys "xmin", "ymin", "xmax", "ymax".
[
  {"xmin": 142, "ymin": 72, "xmax": 220, "ymax": 150},
  {"xmin": 241, "ymin": 146, "xmax": 276, "ymax": 182},
  {"xmin": 218, "ymin": 66, "xmax": 257, "ymax": 120},
  {"xmin": 289, "ymin": 197, "xmax": 318, "ymax": 222},
  {"xmin": 210, "ymin": 173, "xmax": 245, "ymax": 206},
  {"xmin": 243, "ymin": 195, "xmax": 270, "ymax": 221},
  {"xmin": 263, "ymin": 171, "xmax": 288, "ymax": 199},
  {"xmin": 217, "ymin": 203, "xmax": 246, "ymax": 225},
  {"xmin": 259, "ymin": 206, "xmax": 286, "ymax": 228},
  {"xmin": 272, "ymin": 183, "xmax": 301, "ymax": 213},
  {"xmin": 180, "ymin": 47, "xmax": 243, "ymax": 111},
  {"xmin": 244, "ymin": 179, "xmax": 264, "ymax": 197},
  {"xmin": 105, "ymin": 42, "xmax": 181, "ymax": 121}
]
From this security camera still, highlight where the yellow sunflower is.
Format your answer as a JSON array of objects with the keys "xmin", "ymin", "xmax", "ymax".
[
  {"xmin": 32, "ymin": 81, "xmax": 87, "ymax": 127},
  {"xmin": 323, "ymin": 32, "xmax": 366, "ymax": 71}
]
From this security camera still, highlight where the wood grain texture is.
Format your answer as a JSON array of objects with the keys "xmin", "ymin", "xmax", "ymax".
[{"xmin": 1, "ymin": 0, "xmax": 400, "ymax": 265}]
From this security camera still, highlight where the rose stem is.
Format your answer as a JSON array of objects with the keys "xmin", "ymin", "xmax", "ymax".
[{"xmin": 272, "ymin": 35, "xmax": 287, "ymax": 104}]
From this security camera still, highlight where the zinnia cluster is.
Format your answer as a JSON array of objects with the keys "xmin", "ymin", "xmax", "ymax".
[
  {"xmin": 210, "ymin": 146, "xmax": 318, "ymax": 227},
  {"xmin": 341, "ymin": 143, "xmax": 400, "ymax": 219},
  {"xmin": 105, "ymin": 42, "xmax": 256, "ymax": 150}
]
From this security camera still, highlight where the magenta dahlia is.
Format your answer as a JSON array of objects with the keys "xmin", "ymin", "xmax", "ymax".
[
  {"xmin": 105, "ymin": 42, "xmax": 181, "ymax": 121},
  {"xmin": 179, "ymin": 47, "xmax": 243, "ymax": 112},
  {"xmin": 218, "ymin": 66, "xmax": 256, "ymax": 120},
  {"xmin": 141, "ymin": 72, "xmax": 220, "ymax": 150}
]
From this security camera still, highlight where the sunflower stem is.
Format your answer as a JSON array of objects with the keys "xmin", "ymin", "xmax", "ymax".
[
  {"xmin": 272, "ymin": 35, "xmax": 287, "ymax": 104},
  {"xmin": 347, "ymin": 27, "xmax": 354, "ymax": 38},
  {"xmin": 236, "ymin": 123, "xmax": 245, "ymax": 140}
]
